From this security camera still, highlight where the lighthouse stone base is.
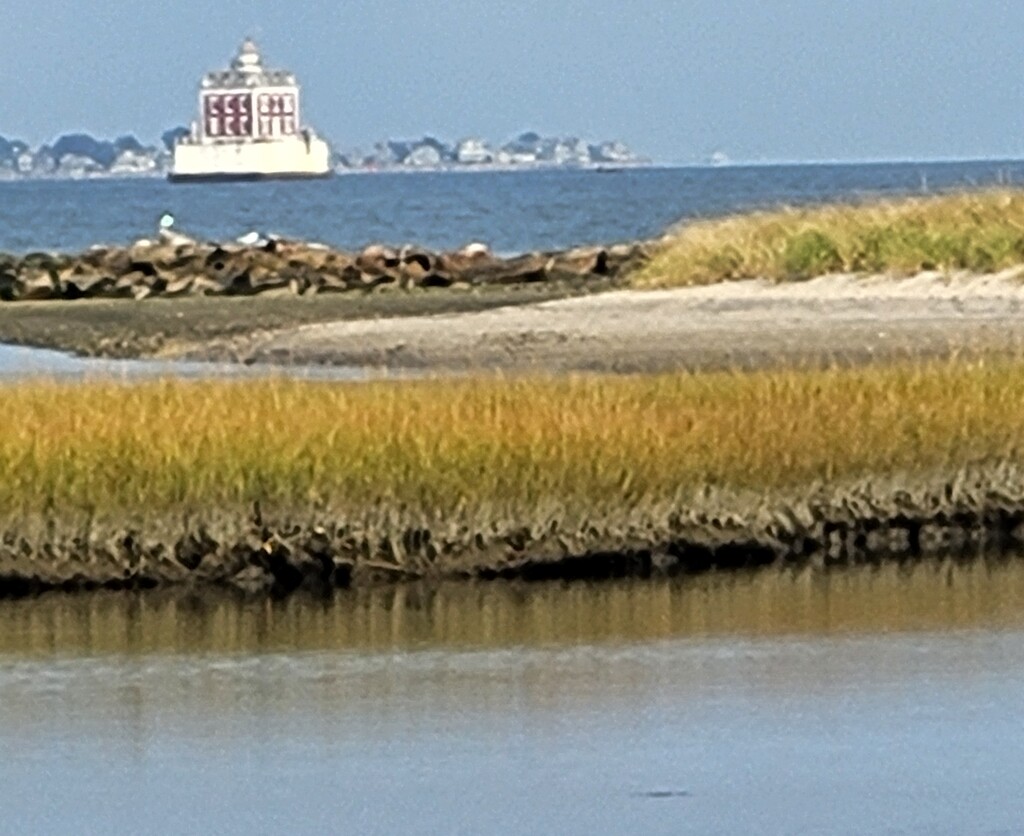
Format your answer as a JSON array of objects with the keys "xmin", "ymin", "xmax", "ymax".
[{"xmin": 171, "ymin": 136, "xmax": 333, "ymax": 183}]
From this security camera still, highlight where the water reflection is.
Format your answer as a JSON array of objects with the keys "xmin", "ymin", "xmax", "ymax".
[
  {"xmin": 3, "ymin": 559, "xmax": 1024, "ymax": 658},
  {"xmin": 4, "ymin": 562, "xmax": 1024, "ymax": 834}
]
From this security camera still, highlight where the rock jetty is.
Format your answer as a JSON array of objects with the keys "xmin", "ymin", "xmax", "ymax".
[{"xmin": 0, "ymin": 234, "xmax": 652, "ymax": 302}]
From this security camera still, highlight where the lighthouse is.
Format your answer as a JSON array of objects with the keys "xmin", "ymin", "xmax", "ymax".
[{"xmin": 170, "ymin": 40, "xmax": 332, "ymax": 182}]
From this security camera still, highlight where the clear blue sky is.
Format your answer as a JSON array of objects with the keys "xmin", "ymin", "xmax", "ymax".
[{"xmin": 1, "ymin": 0, "xmax": 1022, "ymax": 163}]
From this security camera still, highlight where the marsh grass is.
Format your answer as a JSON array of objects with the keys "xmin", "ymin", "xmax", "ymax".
[
  {"xmin": 634, "ymin": 189, "xmax": 1024, "ymax": 287},
  {"xmin": 1, "ymin": 361, "xmax": 1022, "ymax": 519}
]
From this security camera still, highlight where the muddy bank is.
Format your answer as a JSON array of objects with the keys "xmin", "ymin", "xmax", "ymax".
[
  {"xmin": 0, "ymin": 282, "xmax": 616, "ymax": 360},
  {"xmin": 3, "ymin": 466, "xmax": 1024, "ymax": 597}
]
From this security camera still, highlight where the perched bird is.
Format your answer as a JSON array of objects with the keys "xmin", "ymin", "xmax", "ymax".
[
  {"xmin": 237, "ymin": 231, "xmax": 264, "ymax": 246},
  {"xmin": 157, "ymin": 213, "xmax": 194, "ymax": 247}
]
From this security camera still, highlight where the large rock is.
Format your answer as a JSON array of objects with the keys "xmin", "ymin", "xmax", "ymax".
[
  {"xmin": 316, "ymin": 262, "xmax": 363, "ymax": 293},
  {"xmin": 545, "ymin": 246, "xmax": 610, "ymax": 279},
  {"xmin": 0, "ymin": 270, "xmax": 17, "ymax": 301},
  {"xmin": 436, "ymin": 243, "xmax": 497, "ymax": 281},
  {"xmin": 606, "ymin": 242, "xmax": 654, "ymax": 275},
  {"xmin": 114, "ymin": 270, "xmax": 161, "ymax": 299},
  {"xmin": 355, "ymin": 244, "xmax": 402, "ymax": 287},
  {"xmin": 461, "ymin": 252, "xmax": 549, "ymax": 285},
  {"xmin": 0, "ymin": 235, "xmax": 651, "ymax": 303},
  {"xmin": 58, "ymin": 264, "xmax": 113, "ymax": 299},
  {"xmin": 357, "ymin": 244, "xmax": 399, "ymax": 272},
  {"xmin": 396, "ymin": 246, "xmax": 454, "ymax": 287},
  {"xmin": 400, "ymin": 245, "xmax": 437, "ymax": 273},
  {"xmin": 20, "ymin": 251, "xmax": 62, "ymax": 271},
  {"xmin": 199, "ymin": 247, "xmax": 252, "ymax": 294},
  {"xmin": 162, "ymin": 275, "xmax": 197, "ymax": 297},
  {"xmin": 245, "ymin": 265, "xmax": 291, "ymax": 294},
  {"xmin": 16, "ymin": 268, "xmax": 58, "ymax": 300},
  {"xmin": 82, "ymin": 247, "xmax": 132, "ymax": 276}
]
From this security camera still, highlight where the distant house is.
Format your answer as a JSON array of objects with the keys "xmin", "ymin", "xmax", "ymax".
[
  {"xmin": 405, "ymin": 145, "xmax": 443, "ymax": 167},
  {"xmin": 110, "ymin": 149, "xmax": 160, "ymax": 175},
  {"xmin": 56, "ymin": 153, "xmax": 106, "ymax": 178},
  {"xmin": 456, "ymin": 138, "xmax": 494, "ymax": 165}
]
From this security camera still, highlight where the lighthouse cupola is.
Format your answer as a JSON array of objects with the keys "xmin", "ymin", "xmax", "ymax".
[{"xmin": 232, "ymin": 39, "xmax": 263, "ymax": 76}]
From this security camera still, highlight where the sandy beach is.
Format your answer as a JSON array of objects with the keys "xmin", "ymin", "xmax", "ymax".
[{"xmin": 162, "ymin": 270, "xmax": 1024, "ymax": 373}]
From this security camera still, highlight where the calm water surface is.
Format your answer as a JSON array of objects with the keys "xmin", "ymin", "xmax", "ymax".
[
  {"xmin": 4, "ymin": 562, "xmax": 1024, "ymax": 834},
  {"xmin": 3, "ymin": 160, "xmax": 1024, "ymax": 255},
  {"xmin": 0, "ymin": 343, "xmax": 370, "ymax": 381}
]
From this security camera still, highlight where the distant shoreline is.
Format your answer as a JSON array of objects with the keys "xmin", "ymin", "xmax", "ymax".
[
  {"xmin": 3, "ymin": 155, "xmax": 1024, "ymax": 184},
  {"xmin": 0, "ymin": 160, "xmax": 656, "ymax": 184},
  {"xmin": 0, "ymin": 130, "xmax": 648, "ymax": 181}
]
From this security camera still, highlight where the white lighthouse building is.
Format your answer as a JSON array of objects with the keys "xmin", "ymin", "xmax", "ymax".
[{"xmin": 171, "ymin": 40, "xmax": 332, "ymax": 182}]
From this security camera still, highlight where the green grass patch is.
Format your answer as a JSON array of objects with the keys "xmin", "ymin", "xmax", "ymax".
[{"xmin": 633, "ymin": 189, "xmax": 1024, "ymax": 287}]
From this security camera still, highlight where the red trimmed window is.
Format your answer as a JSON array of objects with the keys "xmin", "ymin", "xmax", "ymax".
[{"xmin": 203, "ymin": 94, "xmax": 254, "ymax": 138}]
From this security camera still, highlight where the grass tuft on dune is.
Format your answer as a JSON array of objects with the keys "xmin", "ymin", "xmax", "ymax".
[{"xmin": 633, "ymin": 189, "xmax": 1024, "ymax": 287}]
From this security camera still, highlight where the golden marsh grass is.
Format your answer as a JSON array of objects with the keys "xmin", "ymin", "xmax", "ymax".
[
  {"xmin": 634, "ymin": 189, "xmax": 1024, "ymax": 287},
  {"xmin": 1, "ymin": 360, "xmax": 1022, "ymax": 519}
]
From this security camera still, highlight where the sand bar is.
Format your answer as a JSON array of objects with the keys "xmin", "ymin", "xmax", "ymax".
[{"xmin": 172, "ymin": 271, "xmax": 1024, "ymax": 373}]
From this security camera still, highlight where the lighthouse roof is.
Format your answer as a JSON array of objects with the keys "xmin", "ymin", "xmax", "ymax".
[{"xmin": 201, "ymin": 40, "xmax": 297, "ymax": 89}]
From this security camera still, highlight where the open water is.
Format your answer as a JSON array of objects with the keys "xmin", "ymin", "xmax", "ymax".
[
  {"xmin": 4, "ymin": 563, "xmax": 1024, "ymax": 834},
  {"xmin": 1, "ymin": 159, "xmax": 1024, "ymax": 255},
  {"xmin": 0, "ymin": 343, "xmax": 369, "ymax": 381}
]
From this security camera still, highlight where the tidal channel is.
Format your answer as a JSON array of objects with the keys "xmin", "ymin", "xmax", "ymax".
[{"xmin": 2, "ymin": 562, "xmax": 1024, "ymax": 833}]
